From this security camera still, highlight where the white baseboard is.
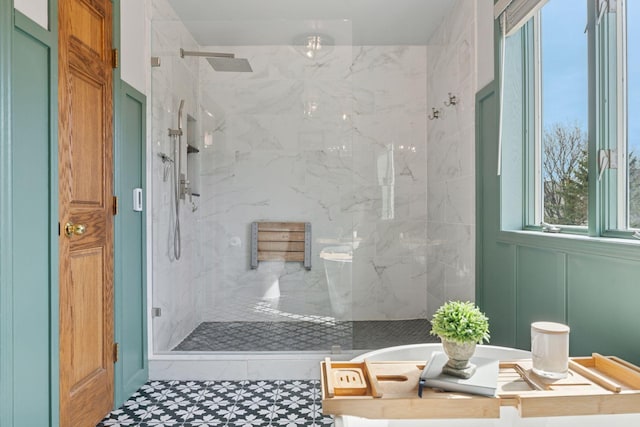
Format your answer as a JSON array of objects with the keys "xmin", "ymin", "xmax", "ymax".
[{"xmin": 148, "ymin": 350, "xmax": 366, "ymax": 380}]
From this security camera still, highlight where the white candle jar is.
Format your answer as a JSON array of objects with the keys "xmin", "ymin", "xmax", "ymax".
[{"xmin": 531, "ymin": 321, "xmax": 570, "ymax": 379}]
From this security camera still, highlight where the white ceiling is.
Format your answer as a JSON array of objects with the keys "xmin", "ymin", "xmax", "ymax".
[{"xmin": 166, "ymin": 0, "xmax": 457, "ymax": 46}]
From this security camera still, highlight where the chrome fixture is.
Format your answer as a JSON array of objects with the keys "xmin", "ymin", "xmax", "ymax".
[
  {"xmin": 167, "ymin": 100, "xmax": 186, "ymax": 260},
  {"xmin": 158, "ymin": 152, "xmax": 174, "ymax": 182},
  {"xmin": 428, "ymin": 108, "xmax": 441, "ymax": 120},
  {"xmin": 541, "ymin": 222, "xmax": 561, "ymax": 233},
  {"xmin": 178, "ymin": 98, "xmax": 185, "ymax": 135},
  {"xmin": 444, "ymin": 92, "xmax": 458, "ymax": 107},
  {"xmin": 158, "ymin": 152, "xmax": 173, "ymax": 163},
  {"xmin": 180, "ymin": 48, "xmax": 252, "ymax": 72}
]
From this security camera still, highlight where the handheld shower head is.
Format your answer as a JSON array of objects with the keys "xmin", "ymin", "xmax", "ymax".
[{"xmin": 178, "ymin": 99, "xmax": 185, "ymax": 131}]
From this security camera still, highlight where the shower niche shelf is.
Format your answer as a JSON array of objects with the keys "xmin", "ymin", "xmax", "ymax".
[{"xmin": 185, "ymin": 114, "xmax": 200, "ymax": 197}]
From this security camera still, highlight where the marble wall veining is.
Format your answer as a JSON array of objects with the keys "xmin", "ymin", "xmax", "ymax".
[
  {"xmin": 196, "ymin": 44, "xmax": 429, "ymax": 325},
  {"xmin": 150, "ymin": 0, "xmax": 206, "ymax": 352},
  {"xmin": 149, "ymin": 0, "xmax": 481, "ymax": 352},
  {"xmin": 426, "ymin": 0, "xmax": 478, "ymax": 317},
  {"xmin": 150, "ymin": 20, "xmax": 430, "ymax": 349}
]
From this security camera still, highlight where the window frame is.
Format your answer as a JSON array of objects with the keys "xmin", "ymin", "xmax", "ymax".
[
  {"xmin": 615, "ymin": 0, "xmax": 627, "ymax": 230},
  {"xmin": 518, "ymin": 0, "xmax": 639, "ymax": 240},
  {"xmin": 612, "ymin": 0, "xmax": 640, "ymax": 234}
]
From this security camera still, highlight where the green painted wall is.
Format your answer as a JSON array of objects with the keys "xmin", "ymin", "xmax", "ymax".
[
  {"xmin": 0, "ymin": 1, "xmax": 15, "ymax": 425},
  {"xmin": 514, "ymin": 247, "xmax": 566, "ymax": 349},
  {"xmin": 111, "ymin": 0, "xmax": 148, "ymax": 407},
  {"xmin": 476, "ymin": 82, "xmax": 518, "ymax": 346},
  {"xmin": 1, "ymin": 8, "xmax": 59, "ymax": 427},
  {"xmin": 476, "ymin": 16, "xmax": 640, "ymax": 365},
  {"xmin": 114, "ymin": 81, "xmax": 148, "ymax": 407},
  {"xmin": 11, "ymin": 19, "xmax": 55, "ymax": 426},
  {"xmin": 568, "ymin": 254, "xmax": 640, "ymax": 359}
]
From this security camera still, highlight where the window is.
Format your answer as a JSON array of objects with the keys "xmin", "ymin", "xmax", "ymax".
[
  {"xmin": 517, "ymin": 0, "xmax": 639, "ymax": 237},
  {"xmin": 622, "ymin": 0, "xmax": 640, "ymax": 229},
  {"xmin": 535, "ymin": 0, "xmax": 589, "ymax": 227}
]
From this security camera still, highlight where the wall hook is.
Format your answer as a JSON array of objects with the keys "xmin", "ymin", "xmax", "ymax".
[
  {"xmin": 444, "ymin": 92, "xmax": 458, "ymax": 107},
  {"xmin": 428, "ymin": 108, "xmax": 441, "ymax": 120}
]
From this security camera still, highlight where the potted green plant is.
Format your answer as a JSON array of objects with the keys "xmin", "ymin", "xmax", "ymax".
[{"xmin": 430, "ymin": 301, "xmax": 490, "ymax": 378}]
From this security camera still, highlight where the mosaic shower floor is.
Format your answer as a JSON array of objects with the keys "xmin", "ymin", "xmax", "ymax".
[
  {"xmin": 173, "ymin": 319, "xmax": 437, "ymax": 352},
  {"xmin": 98, "ymin": 379, "xmax": 333, "ymax": 427}
]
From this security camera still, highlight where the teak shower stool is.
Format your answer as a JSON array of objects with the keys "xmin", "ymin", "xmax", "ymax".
[{"xmin": 250, "ymin": 222, "xmax": 311, "ymax": 270}]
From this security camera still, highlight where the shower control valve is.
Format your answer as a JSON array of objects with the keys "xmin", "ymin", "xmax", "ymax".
[{"xmin": 180, "ymin": 175, "xmax": 191, "ymax": 201}]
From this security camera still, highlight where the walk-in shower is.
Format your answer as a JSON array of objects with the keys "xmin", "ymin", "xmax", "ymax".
[{"xmin": 149, "ymin": 7, "xmax": 433, "ymax": 362}]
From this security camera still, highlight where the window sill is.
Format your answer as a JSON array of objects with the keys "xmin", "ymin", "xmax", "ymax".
[{"xmin": 496, "ymin": 229, "xmax": 640, "ymax": 260}]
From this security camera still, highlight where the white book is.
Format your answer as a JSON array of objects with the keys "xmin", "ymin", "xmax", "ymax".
[{"xmin": 419, "ymin": 351, "xmax": 499, "ymax": 397}]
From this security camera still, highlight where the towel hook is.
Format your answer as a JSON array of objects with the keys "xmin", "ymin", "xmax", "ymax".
[
  {"xmin": 428, "ymin": 107, "xmax": 441, "ymax": 120},
  {"xmin": 444, "ymin": 92, "xmax": 458, "ymax": 107}
]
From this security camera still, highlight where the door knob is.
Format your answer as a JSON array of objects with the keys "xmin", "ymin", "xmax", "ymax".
[{"xmin": 64, "ymin": 222, "xmax": 86, "ymax": 237}]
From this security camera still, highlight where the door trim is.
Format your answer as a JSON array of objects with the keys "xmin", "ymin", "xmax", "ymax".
[
  {"xmin": 114, "ymin": 80, "xmax": 148, "ymax": 407},
  {"xmin": 0, "ymin": 2, "xmax": 15, "ymax": 424}
]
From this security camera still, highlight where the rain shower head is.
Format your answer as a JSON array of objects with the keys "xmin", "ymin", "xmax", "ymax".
[
  {"xmin": 180, "ymin": 48, "xmax": 253, "ymax": 72},
  {"xmin": 206, "ymin": 57, "xmax": 252, "ymax": 72}
]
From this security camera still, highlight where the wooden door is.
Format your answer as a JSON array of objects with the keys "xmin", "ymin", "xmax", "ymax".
[{"xmin": 58, "ymin": 0, "xmax": 114, "ymax": 425}]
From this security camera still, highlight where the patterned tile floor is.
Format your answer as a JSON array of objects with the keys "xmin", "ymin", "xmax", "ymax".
[
  {"xmin": 101, "ymin": 320, "xmax": 437, "ymax": 425},
  {"xmin": 98, "ymin": 380, "xmax": 333, "ymax": 427},
  {"xmin": 173, "ymin": 319, "xmax": 437, "ymax": 352}
]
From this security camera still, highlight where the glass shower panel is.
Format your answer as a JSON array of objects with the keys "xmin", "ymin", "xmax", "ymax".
[
  {"xmin": 193, "ymin": 31, "xmax": 357, "ymax": 353},
  {"xmin": 150, "ymin": 2, "xmax": 433, "ymax": 354},
  {"xmin": 150, "ymin": 11, "xmax": 359, "ymax": 352},
  {"xmin": 150, "ymin": 12, "xmax": 205, "ymax": 354}
]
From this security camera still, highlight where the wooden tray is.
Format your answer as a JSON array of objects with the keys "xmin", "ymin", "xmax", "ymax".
[
  {"xmin": 321, "ymin": 353, "xmax": 640, "ymax": 419},
  {"xmin": 499, "ymin": 353, "xmax": 640, "ymax": 417},
  {"xmin": 321, "ymin": 357, "xmax": 501, "ymax": 419}
]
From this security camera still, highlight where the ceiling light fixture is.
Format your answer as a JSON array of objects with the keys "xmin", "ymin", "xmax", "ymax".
[
  {"xmin": 293, "ymin": 34, "xmax": 334, "ymax": 60},
  {"xmin": 305, "ymin": 35, "xmax": 322, "ymax": 58}
]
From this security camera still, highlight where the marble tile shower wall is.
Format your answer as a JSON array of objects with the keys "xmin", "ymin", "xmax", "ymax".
[
  {"xmin": 151, "ymin": 0, "xmax": 206, "ymax": 351},
  {"xmin": 149, "ymin": 0, "xmax": 484, "ymax": 351},
  {"xmin": 196, "ymin": 45, "xmax": 429, "ymax": 324},
  {"xmin": 426, "ymin": 0, "xmax": 477, "ymax": 317}
]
